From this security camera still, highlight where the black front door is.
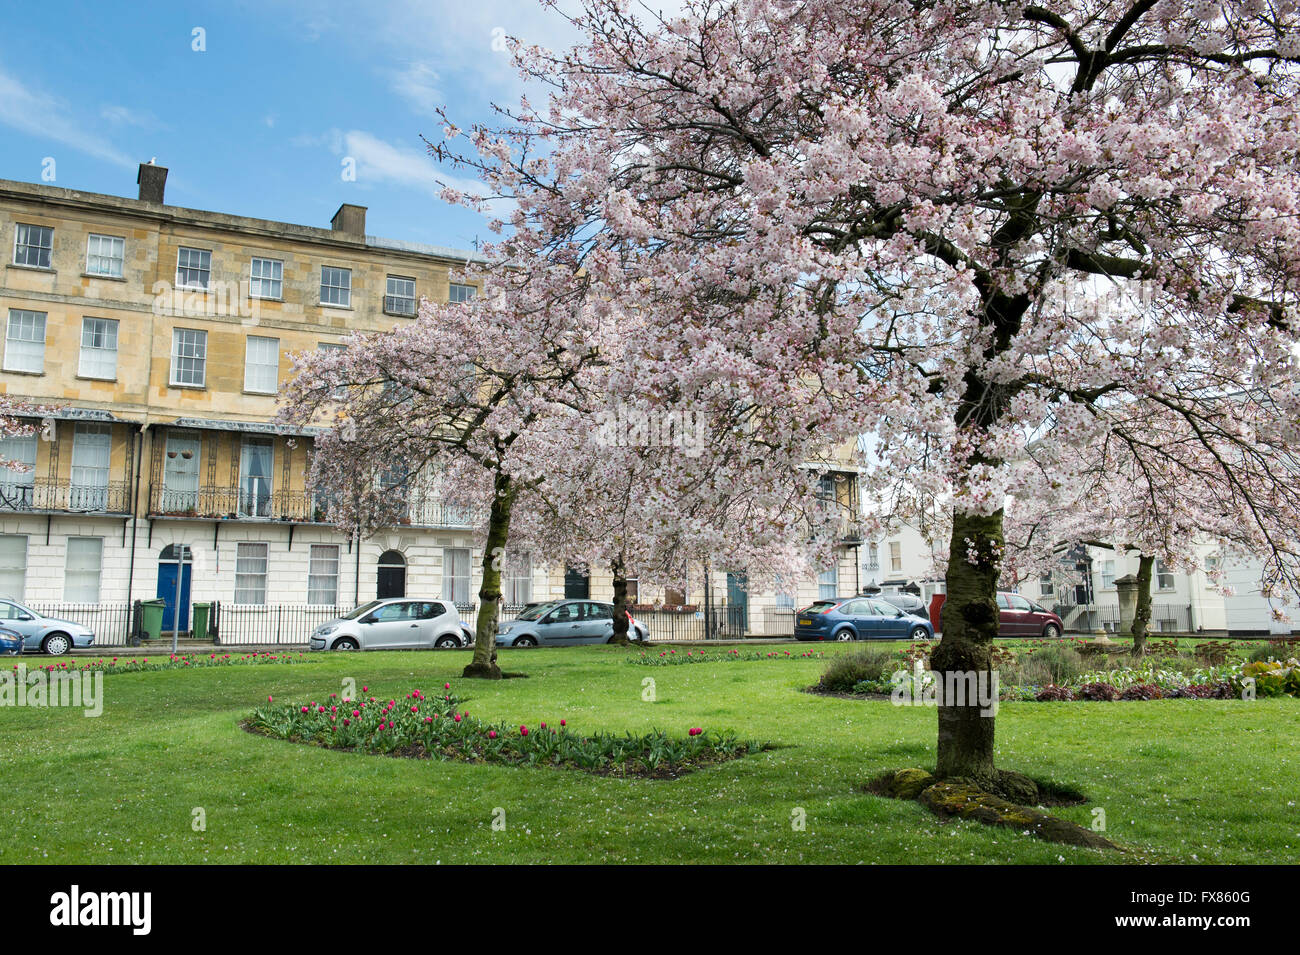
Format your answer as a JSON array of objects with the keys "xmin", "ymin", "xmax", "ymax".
[
  {"xmin": 564, "ymin": 565, "xmax": 590, "ymax": 599},
  {"xmin": 377, "ymin": 550, "xmax": 407, "ymax": 599}
]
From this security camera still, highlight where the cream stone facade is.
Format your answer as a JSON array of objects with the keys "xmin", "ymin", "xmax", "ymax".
[{"xmin": 0, "ymin": 166, "xmax": 862, "ymax": 644}]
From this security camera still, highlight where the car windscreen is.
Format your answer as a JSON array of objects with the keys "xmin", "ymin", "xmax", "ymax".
[
  {"xmin": 515, "ymin": 601, "xmax": 561, "ymax": 622},
  {"xmin": 343, "ymin": 600, "xmax": 385, "ymax": 620}
]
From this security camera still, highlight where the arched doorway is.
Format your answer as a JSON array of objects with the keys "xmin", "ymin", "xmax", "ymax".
[
  {"xmin": 377, "ymin": 550, "xmax": 406, "ymax": 599},
  {"xmin": 157, "ymin": 544, "xmax": 193, "ymax": 631}
]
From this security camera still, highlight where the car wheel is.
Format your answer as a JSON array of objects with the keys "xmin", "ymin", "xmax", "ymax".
[
  {"xmin": 434, "ymin": 634, "xmax": 459, "ymax": 649},
  {"xmin": 461, "ymin": 629, "xmax": 474, "ymax": 646},
  {"xmin": 42, "ymin": 632, "xmax": 71, "ymax": 656},
  {"xmin": 835, "ymin": 628, "xmax": 855, "ymax": 642},
  {"xmin": 331, "ymin": 636, "xmax": 360, "ymax": 651},
  {"xmin": 514, "ymin": 635, "xmax": 538, "ymax": 647},
  {"xmin": 1043, "ymin": 624, "xmax": 1061, "ymax": 640},
  {"xmin": 909, "ymin": 626, "xmax": 929, "ymax": 641}
]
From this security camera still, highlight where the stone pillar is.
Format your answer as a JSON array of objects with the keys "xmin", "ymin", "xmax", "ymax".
[{"xmin": 1115, "ymin": 574, "xmax": 1139, "ymax": 635}]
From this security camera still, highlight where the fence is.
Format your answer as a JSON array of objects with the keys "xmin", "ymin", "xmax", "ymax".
[
  {"xmin": 211, "ymin": 603, "xmax": 347, "ymax": 646},
  {"xmin": 1052, "ymin": 602, "xmax": 1193, "ymax": 634},
  {"xmin": 26, "ymin": 602, "xmax": 136, "ymax": 648}
]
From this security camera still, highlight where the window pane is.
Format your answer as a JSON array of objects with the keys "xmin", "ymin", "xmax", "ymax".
[
  {"xmin": 78, "ymin": 317, "xmax": 119, "ymax": 379},
  {"xmin": 4, "ymin": 309, "xmax": 47, "ymax": 373},
  {"xmin": 70, "ymin": 424, "xmax": 111, "ymax": 510},
  {"xmin": 504, "ymin": 554, "xmax": 532, "ymax": 604},
  {"xmin": 249, "ymin": 257, "xmax": 283, "ymax": 299},
  {"xmin": 238, "ymin": 438, "xmax": 274, "ymax": 517},
  {"xmin": 13, "ymin": 224, "xmax": 53, "ymax": 268},
  {"xmin": 308, "ymin": 544, "xmax": 339, "ymax": 605},
  {"xmin": 448, "ymin": 283, "xmax": 476, "ymax": 303},
  {"xmin": 321, "ymin": 267, "xmax": 351, "ymax": 306},
  {"xmin": 244, "ymin": 335, "xmax": 280, "ymax": 393},
  {"xmin": 176, "ymin": 247, "xmax": 211, "ymax": 289},
  {"xmin": 162, "ymin": 433, "xmax": 200, "ymax": 511},
  {"xmin": 170, "ymin": 329, "xmax": 207, "ymax": 386},
  {"xmin": 0, "ymin": 535, "xmax": 27, "ymax": 599},
  {"xmin": 65, "ymin": 537, "xmax": 103, "ymax": 602},
  {"xmin": 818, "ymin": 567, "xmax": 837, "ymax": 600},
  {"xmin": 442, "ymin": 547, "xmax": 470, "ymax": 604},
  {"xmin": 234, "ymin": 543, "xmax": 268, "ymax": 604},
  {"xmin": 0, "ymin": 434, "xmax": 37, "ymax": 507},
  {"xmin": 86, "ymin": 234, "xmax": 125, "ymax": 276},
  {"xmin": 385, "ymin": 275, "xmax": 416, "ymax": 315}
]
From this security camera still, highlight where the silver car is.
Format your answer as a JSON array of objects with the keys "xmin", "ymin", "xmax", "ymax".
[
  {"xmin": 496, "ymin": 599, "xmax": 648, "ymax": 647},
  {"xmin": 309, "ymin": 598, "xmax": 471, "ymax": 651},
  {"xmin": 0, "ymin": 599, "xmax": 95, "ymax": 656}
]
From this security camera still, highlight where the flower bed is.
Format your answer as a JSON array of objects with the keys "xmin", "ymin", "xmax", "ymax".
[
  {"xmin": 627, "ymin": 648, "xmax": 825, "ymax": 666},
  {"xmin": 246, "ymin": 683, "xmax": 768, "ymax": 778},
  {"xmin": 13, "ymin": 651, "xmax": 315, "ymax": 677}
]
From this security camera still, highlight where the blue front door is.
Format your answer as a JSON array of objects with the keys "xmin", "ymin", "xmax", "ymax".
[
  {"xmin": 726, "ymin": 573, "xmax": 748, "ymax": 634},
  {"xmin": 158, "ymin": 562, "xmax": 192, "ymax": 631}
]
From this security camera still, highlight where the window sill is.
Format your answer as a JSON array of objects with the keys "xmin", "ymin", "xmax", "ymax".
[
  {"xmin": 383, "ymin": 308, "xmax": 417, "ymax": 318},
  {"xmin": 249, "ymin": 296, "xmax": 283, "ymax": 304},
  {"xmin": 1, "ymin": 367, "xmax": 44, "ymax": 376},
  {"xmin": 168, "ymin": 383, "xmax": 208, "ymax": 391},
  {"xmin": 82, "ymin": 272, "xmax": 126, "ymax": 282},
  {"xmin": 242, "ymin": 389, "xmax": 279, "ymax": 397},
  {"xmin": 6, "ymin": 263, "xmax": 55, "ymax": 273},
  {"xmin": 76, "ymin": 375, "xmax": 118, "ymax": 383},
  {"xmin": 319, "ymin": 302, "xmax": 353, "ymax": 310}
]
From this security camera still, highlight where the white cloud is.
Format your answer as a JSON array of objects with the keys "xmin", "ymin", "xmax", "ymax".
[
  {"xmin": 99, "ymin": 104, "xmax": 160, "ymax": 128},
  {"xmin": 0, "ymin": 66, "xmax": 134, "ymax": 168},
  {"xmin": 388, "ymin": 61, "xmax": 443, "ymax": 117}
]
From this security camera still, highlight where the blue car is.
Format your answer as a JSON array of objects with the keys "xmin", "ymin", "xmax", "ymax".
[
  {"xmin": 794, "ymin": 596, "xmax": 934, "ymax": 642},
  {"xmin": 0, "ymin": 625, "xmax": 22, "ymax": 656}
]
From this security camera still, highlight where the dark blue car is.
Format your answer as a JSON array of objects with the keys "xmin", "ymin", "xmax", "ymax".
[
  {"xmin": 794, "ymin": 596, "xmax": 934, "ymax": 642},
  {"xmin": 0, "ymin": 624, "xmax": 22, "ymax": 656}
]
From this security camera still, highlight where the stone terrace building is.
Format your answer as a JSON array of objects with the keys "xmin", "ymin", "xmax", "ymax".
[{"xmin": 0, "ymin": 165, "xmax": 863, "ymax": 645}]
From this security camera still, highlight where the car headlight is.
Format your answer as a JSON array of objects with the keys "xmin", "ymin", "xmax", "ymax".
[{"xmin": 316, "ymin": 625, "xmax": 339, "ymax": 637}]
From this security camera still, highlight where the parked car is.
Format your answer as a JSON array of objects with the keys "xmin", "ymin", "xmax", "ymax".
[
  {"xmin": 935, "ymin": 592, "xmax": 1063, "ymax": 639},
  {"xmin": 794, "ymin": 596, "xmax": 934, "ymax": 642},
  {"xmin": 0, "ymin": 599, "xmax": 95, "ymax": 656},
  {"xmin": 874, "ymin": 592, "xmax": 929, "ymax": 620},
  {"xmin": 0, "ymin": 624, "xmax": 23, "ymax": 656},
  {"xmin": 496, "ymin": 599, "xmax": 649, "ymax": 647},
  {"xmin": 309, "ymin": 599, "xmax": 472, "ymax": 651}
]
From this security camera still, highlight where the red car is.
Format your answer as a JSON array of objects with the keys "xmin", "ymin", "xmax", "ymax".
[{"xmin": 935, "ymin": 592, "xmax": 1063, "ymax": 639}]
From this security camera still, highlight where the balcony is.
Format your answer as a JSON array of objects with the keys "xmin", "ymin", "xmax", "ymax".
[
  {"xmin": 0, "ymin": 479, "xmax": 132, "ymax": 515},
  {"xmin": 148, "ymin": 483, "xmax": 482, "ymax": 529}
]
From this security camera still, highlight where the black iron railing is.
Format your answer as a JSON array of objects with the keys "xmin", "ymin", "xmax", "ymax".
[{"xmin": 0, "ymin": 480, "xmax": 132, "ymax": 514}]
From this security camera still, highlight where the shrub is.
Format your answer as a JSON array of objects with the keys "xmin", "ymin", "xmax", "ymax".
[
  {"xmin": 1119, "ymin": 683, "xmax": 1164, "ymax": 700},
  {"xmin": 1018, "ymin": 657, "xmax": 1053, "ymax": 687},
  {"xmin": 1026, "ymin": 645, "xmax": 1085, "ymax": 685},
  {"xmin": 1035, "ymin": 684, "xmax": 1075, "ymax": 701},
  {"xmin": 1077, "ymin": 681, "xmax": 1121, "ymax": 701},
  {"xmin": 1075, "ymin": 642, "xmax": 1111, "ymax": 658},
  {"xmin": 818, "ymin": 648, "xmax": 900, "ymax": 693},
  {"xmin": 1145, "ymin": 639, "xmax": 1181, "ymax": 657},
  {"xmin": 1193, "ymin": 640, "xmax": 1235, "ymax": 665}
]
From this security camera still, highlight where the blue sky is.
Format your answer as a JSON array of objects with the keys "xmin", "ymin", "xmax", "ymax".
[{"xmin": 0, "ymin": 0, "xmax": 592, "ymax": 250}]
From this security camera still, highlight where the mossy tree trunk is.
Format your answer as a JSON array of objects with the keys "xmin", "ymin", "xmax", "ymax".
[
  {"xmin": 932, "ymin": 508, "xmax": 1003, "ymax": 784},
  {"xmin": 610, "ymin": 554, "xmax": 631, "ymax": 645},
  {"xmin": 1129, "ymin": 553, "xmax": 1155, "ymax": 658},
  {"xmin": 463, "ymin": 472, "xmax": 514, "ymax": 679}
]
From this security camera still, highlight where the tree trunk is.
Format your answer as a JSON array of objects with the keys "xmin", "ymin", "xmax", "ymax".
[
  {"xmin": 610, "ymin": 555, "xmax": 631, "ymax": 646},
  {"xmin": 462, "ymin": 472, "xmax": 514, "ymax": 679},
  {"xmin": 1129, "ymin": 553, "xmax": 1155, "ymax": 658},
  {"xmin": 932, "ymin": 507, "xmax": 1003, "ymax": 783}
]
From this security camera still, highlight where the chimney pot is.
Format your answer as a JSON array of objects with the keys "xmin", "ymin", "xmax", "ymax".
[
  {"xmin": 137, "ymin": 162, "xmax": 168, "ymax": 203},
  {"xmin": 331, "ymin": 203, "xmax": 367, "ymax": 236}
]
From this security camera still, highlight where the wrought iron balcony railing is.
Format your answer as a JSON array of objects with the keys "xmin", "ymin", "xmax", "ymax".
[
  {"xmin": 0, "ymin": 479, "xmax": 132, "ymax": 514},
  {"xmin": 148, "ymin": 483, "xmax": 483, "ymax": 529}
]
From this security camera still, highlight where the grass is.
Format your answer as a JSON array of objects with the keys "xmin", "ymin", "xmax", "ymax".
[{"xmin": 2, "ymin": 643, "xmax": 1296, "ymax": 864}]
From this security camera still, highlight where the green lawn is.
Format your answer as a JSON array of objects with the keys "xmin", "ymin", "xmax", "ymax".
[{"xmin": 2, "ymin": 645, "xmax": 1296, "ymax": 864}]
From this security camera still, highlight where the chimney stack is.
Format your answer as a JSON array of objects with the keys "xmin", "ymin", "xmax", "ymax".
[
  {"xmin": 330, "ymin": 203, "xmax": 367, "ymax": 236},
  {"xmin": 137, "ymin": 161, "xmax": 168, "ymax": 203}
]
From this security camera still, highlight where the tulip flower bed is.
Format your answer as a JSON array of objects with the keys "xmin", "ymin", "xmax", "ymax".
[
  {"xmin": 246, "ymin": 683, "xmax": 768, "ymax": 779},
  {"xmin": 14, "ymin": 651, "xmax": 315, "ymax": 677},
  {"xmin": 628, "ymin": 648, "xmax": 826, "ymax": 666}
]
